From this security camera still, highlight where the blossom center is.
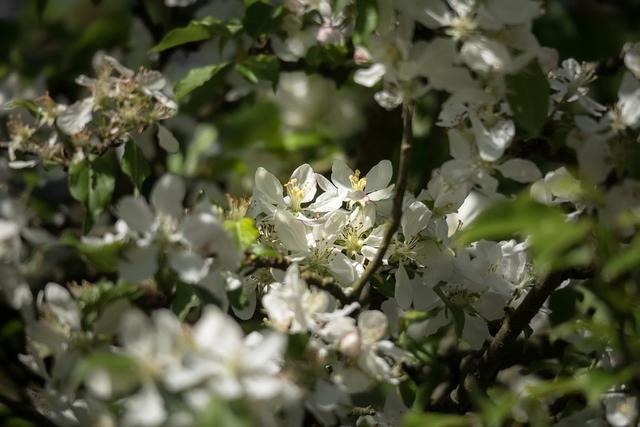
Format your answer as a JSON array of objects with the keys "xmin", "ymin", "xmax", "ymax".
[
  {"xmin": 349, "ymin": 170, "xmax": 367, "ymax": 192},
  {"xmin": 285, "ymin": 178, "xmax": 306, "ymax": 212},
  {"xmin": 447, "ymin": 16, "xmax": 477, "ymax": 41}
]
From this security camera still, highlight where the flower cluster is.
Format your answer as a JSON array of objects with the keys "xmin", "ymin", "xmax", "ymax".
[
  {"xmin": 2, "ymin": 1, "xmax": 640, "ymax": 426},
  {"xmin": 5, "ymin": 54, "xmax": 177, "ymax": 167}
]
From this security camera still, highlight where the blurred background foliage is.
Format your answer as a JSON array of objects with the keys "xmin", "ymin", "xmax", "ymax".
[
  {"xmin": 2, "ymin": 0, "xmax": 639, "ymax": 197},
  {"xmin": 1, "ymin": 0, "xmax": 640, "ymax": 425}
]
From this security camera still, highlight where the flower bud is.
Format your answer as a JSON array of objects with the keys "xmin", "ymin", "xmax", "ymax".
[{"xmin": 339, "ymin": 330, "xmax": 361, "ymax": 357}]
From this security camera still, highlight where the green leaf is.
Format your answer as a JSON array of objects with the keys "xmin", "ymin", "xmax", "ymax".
[
  {"xmin": 121, "ymin": 140, "xmax": 150, "ymax": 191},
  {"xmin": 286, "ymin": 333, "xmax": 309, "ymax": 361},
  {"xmin": 68, "ymin": 156, "xmax": 117, "ymax": 229},
  {"xmin": 305, "ymin": 44, "xmax": 348, "ymax": 68},
  {"xmin": 399, "ymin": 380, "xmax": 417, "ymax": 408},
  {"xmin": 150, "ymin": 17, "xmax": 233, "ymax": 53},
  {"xmin": 68, "ymin": 159, "xmax": 90, "ymax": 204},
  {"xmin": 505, "ymin": 60, "xmax": 550, "ymax": 136},
  {"xmin": 184, "ymin": 125, "xmax": 218, "ymax": 176},
  {"xmin": 235, "ymin": 55, "xmax": 280, "ymax": 89},
  {"xmin": 603, "ymin": 234, "xmax": 640, "ymax": 281},
  {"xmin": 2, "ymin": 98, "xmax": 39, "ymax": 115},
  {"xmin": 242, "ymin": 2, "xmax": 285, "ymax": 38},
  {"xmin": 196, "ymin": 397, "xmax": 252, "ymax": 427},
  {"xmin": 171, "ymin": 282, "xmax": 201, "ymax": 320},
  {"xmin": 75, "ymin": 280, "xmax": 141, "ymax": 324},
  {"xmin": 402, "ymin": 412, "xmax": 472, "ymax": 427},
  {"xmin": 87, "ymin": 155, "xmax": 117, "ymax": 221},
  {"xmin": 224, "ymin": 218, "xmax": 259, "ymax": 251},
  {"xmin": 175, "ymin": 63, "xmax": 229, "ymax": 100},
  {"xmin": 249, "ymin": 244, "xmax": 280, "ymax": 259},
  {"xmin": 62, "ymin": 233, "xmax": 125, "ymax": 273},
  {"xmin": 549, "ymin": 287, "xmax": 581, "ymax": 325},
  {"xmin": 218, "ymin": 101, "xmax": 282, "ymax": 148},
  {"xmin": 353, "ymin": 0, "xmax": 378, "ymax": 45},
  {"xmin": 228, "ymin": 286, "xmax": 250, "ymax": 310}
]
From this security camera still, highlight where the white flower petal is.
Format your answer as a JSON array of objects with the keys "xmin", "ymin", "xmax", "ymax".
[
  {"xmin": 44, "ymin": 283, "xmax": 80, "ymax": 330},
  {"xmin": 358, "ymin": 310, "xmax": 388, "ymax": 343},
  {"xmin": 150, "ymin": 174, "xmax": 185, "ymax": 219},
  {"xmin": 118, "ymin": 243, "xmax": 159, "ymax": 282},
  {"xmin": 461, "ymin": 36, "xmax": 512, "ymax": 73},
  {"xmin": 471, "ymin": 116, "xmax": 515, "ymax": 162},
  {"xmin": 290, "ymin": 163, "xmax": 317, "ymax": 203},
  {"xmin": 117, "ymin": 196, "xmax": 154, "ymax": 234},
  {"xmin": 462, "ymin": 314, "xmax": 490, "ymax": 350},
  {"xmin": 168, "ymin": 249, "xmax": 210, "ymax": 284},
  {"xmin": 395, "ymin": 264, "xmax": 413, "ymax": 310},
  {"xmin": 57, "ymin": 98, "xmax": 94, "ymax": 135},
  {"xmin": 331, "ymin": 159, "xmax": 354, "ymax": 191},
  {"xmin": 365, "ymin": 160, "xmax": 393, "ymax": 193},
  {"xmin": 123, "ymin": 382, "xmax": 166, "ymax": 427},
  {"xmin": 353, "ymin": 63, "xmax": 386, "ymax": 87},
  {"xmin": 496, "ymin": 158, "xmax": 543, "ymax": 183},
  {"xmin": 274, "ymin": 209, "xmax": 309, "ymax": 254},
  {"xmin": 254, "ymin": 167, "xmax": 284, "ymax": 208},
  {"xmin": 401, "ymin": 201, "xmax": 432, "ymax": 238}
]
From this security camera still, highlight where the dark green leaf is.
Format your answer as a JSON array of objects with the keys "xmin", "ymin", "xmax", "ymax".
[
  {"xmin": 353, "ymin": 0, "xmax": 378, "ymax": 45},
  {"xmin": 305, "ymin": 44, "xmax": 348, "ymax": 68},
  {"xmin": 505, "ymin": 60, "xmax": 550, "ymax": 136},
  {"xmin": 121, "ymin": 140, "xmax": 150, "ymax": 191},
  {"xmin": 62, "ymin": 233, "xmax": 125, "ymax": 273},
  {"xmin": 603, "ymin": 234, "xmax": 640, "ymax": 281},
  {"xmin": 150, "ymin": 17, "xmax": 233, "ymax": 53},
  {"xmin": 218, "ymin": 101, "xmax": 282, "ymax": 148},
  {"xmin": 235, "ymin": 55, "xmax": 280, "ymax": 89},
  {"xmin": 286, "ymin": 333, "xmax": 309, "ymax": 360},
  {"xmin": 171, "ymin": 282, "xmax": 200, "ymax": 320},
  {"xmin": 228, "ymin": 286, "xmax": 249, "ymax": 310},
  {"xmin": 68, "ymin": 159, "xmax": 90, "ymax": 204},
  {"xmin": 243, "ymin": 2, "xmax": 284, "ymax": 38},
  {"xmin": 175, "ymin": 63, "xmax": 230, "ymax": 100},
  {"xmin": 399, "ymin": 380, "xmax": 417, "ymax": 408},
  {"xmin": 550, "ymin": 288, "xmax": 581, "ymax": 325},
  {"xmin": 87, "ymin": 155, "xmax": 117, "ymax": 221},
  {"xmin": 68, "ymin": 156, "xmax": 117, "ymax": 229}
]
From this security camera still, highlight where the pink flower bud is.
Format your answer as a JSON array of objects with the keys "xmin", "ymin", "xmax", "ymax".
[{"xmin": 339, "ymin": 330, "xmax": 361, "ymax": 357}]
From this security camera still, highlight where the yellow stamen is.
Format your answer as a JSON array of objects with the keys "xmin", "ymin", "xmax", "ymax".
[
  {"xmin": 285, "ymin": 178, "xmax": 306, "ymax": 212},
  {"xmin": 349, "ymin": 170, "xmax": 367, "ymax": 192}
]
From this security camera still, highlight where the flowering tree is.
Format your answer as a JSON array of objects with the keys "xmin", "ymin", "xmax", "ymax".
[{"xmin": 1, "ymin": 0, "xmax": 640, "ymax": 425}]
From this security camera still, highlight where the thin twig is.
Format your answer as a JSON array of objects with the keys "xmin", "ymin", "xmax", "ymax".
[
  {"xmin": 244, "ymin": 255, "xmax": 351, "ymax": 305},
  {"xmin": 350, "ymin": 101, "xmax": 415, "ymax": 304}
]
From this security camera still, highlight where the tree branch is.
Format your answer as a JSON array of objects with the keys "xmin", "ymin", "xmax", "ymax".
[
  {"xmin": 433, "ymin": 267, "xmax": 593, "ymax": 412},
  {"xmin": 350, "ymin": 101, "xmax": 415, "ymax": 304}
]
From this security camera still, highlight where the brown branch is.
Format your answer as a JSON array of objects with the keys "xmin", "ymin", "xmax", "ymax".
[
  {"xmin": 350, "ymin": 101, "xmax": 415, "ymax": 304},
  {"xmin": 433, "ymin": 267, "xmax": 593, "ymax": 413}
]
